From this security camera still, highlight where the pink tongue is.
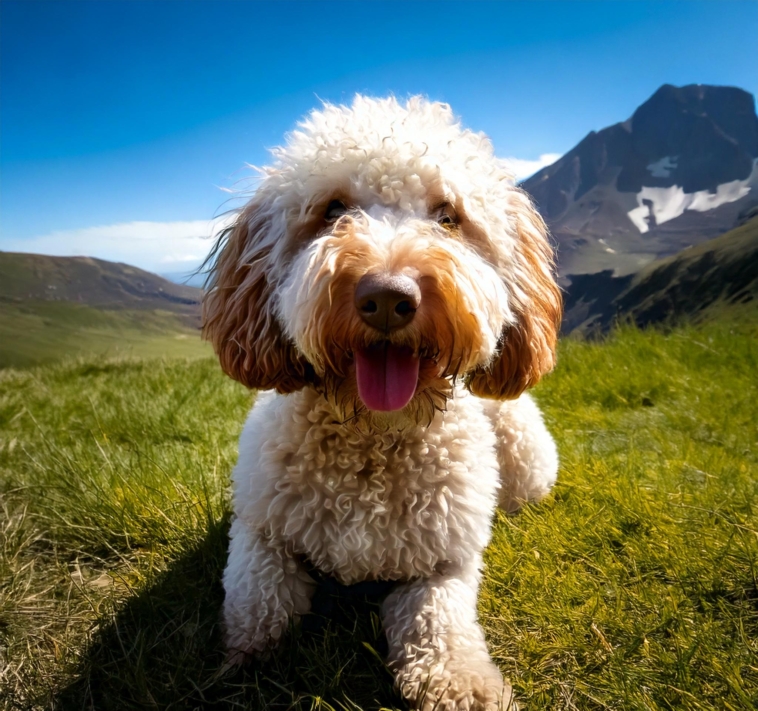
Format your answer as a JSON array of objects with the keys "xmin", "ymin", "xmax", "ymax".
[{"xmin": 355, "ymin": 344, "xmax": 420, "ymax": 412}]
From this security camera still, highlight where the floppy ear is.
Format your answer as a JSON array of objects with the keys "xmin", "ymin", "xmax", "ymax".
[
  {"xmin": 201, "ymin": 201, "xmax": 312, "ymax": 393},
  {"xmin": 467, "ymin": 190, "xmax": 562, "ymax": 400}
]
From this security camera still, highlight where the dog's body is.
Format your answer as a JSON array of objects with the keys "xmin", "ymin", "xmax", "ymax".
[{"xmin": 204, "ymin": 96, "xmax": 562, "ymax": 710}]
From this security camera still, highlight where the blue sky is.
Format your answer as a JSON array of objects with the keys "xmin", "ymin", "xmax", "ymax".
[{"xmin": 2, "ymin": 0, "xmax": 757, "ymax": 274}]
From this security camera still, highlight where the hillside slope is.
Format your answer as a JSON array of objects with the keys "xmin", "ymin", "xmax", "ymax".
[
  {"xmin": 0, "ymin": 252, "xmax": 207, "ymax": 367},
  {"xmin": 562, "ymin": 216, "xmax": 758, "ymax": 335},
  {"xmin": 0, "ymin": 252, "xmax": 202, "ymax": 326}
]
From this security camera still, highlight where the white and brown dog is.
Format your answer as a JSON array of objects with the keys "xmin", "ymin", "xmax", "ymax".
[{"xmin": 203, "ymin": 96, "xmax": 562, "ymax": 710}]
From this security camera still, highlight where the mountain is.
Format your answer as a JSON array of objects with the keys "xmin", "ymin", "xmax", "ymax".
[
  {"xmin": 161, "ymin": 270, "xmax": 207, "ymax": 289},
  {"xmin": 562, "ymin": 215, "xmax": 758, "ymax": 336},
  {"xmin": 0, "ymin": 253, "xmax": 207, "ymax": 367},
  {"xmin": 0, "ymin": 252, "xmax": 202, "ymax": 326},
  {"xmin": 523, "ymin": 84, "xmax": 758, "ymax": 278}
]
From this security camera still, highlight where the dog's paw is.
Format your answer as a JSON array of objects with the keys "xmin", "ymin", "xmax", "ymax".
[
  {"xmin": 399, "ymin": 659, "xmax": 516, "ymax": 711},
  {"xmin": 222, "ymin": 620, "xmax": 283, "ymax": 665},
  {"xmin": 219, "ymin": 646, "xmax": 253, "ymax": 674}
]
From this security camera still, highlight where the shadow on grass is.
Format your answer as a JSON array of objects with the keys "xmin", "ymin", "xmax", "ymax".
[{"xmin": 54, "ymin": 517, "xmax": 404, "ymax": 711}]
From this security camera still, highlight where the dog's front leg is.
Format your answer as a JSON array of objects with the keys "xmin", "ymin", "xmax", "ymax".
[
  {"xmin": 222, "ymin": 518, "xmax": 316, "ymax": 661},
  {"xmin": 382, "ymin": 559, "xmax": 515, "ymax": 711},
  {"xmin": 485, "ymin": 394, "xmax": 559, "ymax": 513}
]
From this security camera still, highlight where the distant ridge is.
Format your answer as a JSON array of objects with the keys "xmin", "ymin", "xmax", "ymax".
[
  {"xmin": 161, "ymin": 269, "xmax": 206, "ymax": 289},
  {"xmin": 0, "ymin": 253, "xmax": 207, "ymax": 367},
  {"xmin": 562, "ymin": 216, "xmax": 758, "ymax": 335},
  {"xmin": 523, "ymin": 84, "xmax": 758, "ymax": 277},
  {"xmin": 0, "ymin": 252, "xmax": 202, "ymax": 328}
]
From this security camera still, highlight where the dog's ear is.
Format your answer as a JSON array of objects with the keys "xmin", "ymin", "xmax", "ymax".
[
  {"xmin": 202, "ymin": 201, "xmax": 312, "ymax": 393},
  {"xmin": 467, "ymin": 191, "xmax": 562, "ymax": 400}
]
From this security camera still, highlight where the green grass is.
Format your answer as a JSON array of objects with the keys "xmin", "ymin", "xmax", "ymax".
[
  {"xmin": 0, "ymin": 301, "xmax": 209, "ymax": 368},
  {"xmin": 1, "ymin": 320, "xmax": 757, "ymax": 710}
]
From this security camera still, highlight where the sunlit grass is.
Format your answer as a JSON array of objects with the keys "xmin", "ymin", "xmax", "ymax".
[
  {"xmin": 1, "ymin": 321, "xmax": 756, "ymax": 710},
  {"xmin": 484, "ymin": 323, "xmax": 758, "ymax": 709},
  {"xmin": 0, "ymin": 301, "xmax": 209, "ymax": 368}
]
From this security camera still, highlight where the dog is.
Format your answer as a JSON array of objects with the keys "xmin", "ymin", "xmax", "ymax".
[{"xmin": 202, "ymin": 95, "xmax": 562, "ymax": 710}]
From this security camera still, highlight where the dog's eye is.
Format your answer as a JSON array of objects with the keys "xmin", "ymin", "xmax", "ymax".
[
  {"xmin": 325, "ymin": 199, "xmax": 348, "ymax": 222},
  {"xmin": 434, "ymin": 203, "xmax": 458, "ymax": 228}
]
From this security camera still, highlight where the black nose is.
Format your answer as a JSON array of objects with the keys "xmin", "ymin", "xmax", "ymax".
[{"xmin": 354, "ymin": 273, "xmax": 421, "ymax": 333}]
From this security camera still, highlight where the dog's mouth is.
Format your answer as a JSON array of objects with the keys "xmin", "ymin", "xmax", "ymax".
[{"xmin": 354, "ymin": 342, "xmax": 420, "ymax": 412}]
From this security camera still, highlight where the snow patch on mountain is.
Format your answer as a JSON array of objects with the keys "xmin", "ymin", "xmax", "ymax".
[{"xmin": 627, "ymin": 161, "xmax": 756, "ymax": 233}]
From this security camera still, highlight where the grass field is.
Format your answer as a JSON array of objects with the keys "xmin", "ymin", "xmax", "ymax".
[
  {"xmin": 1, "ymin": 319, "xmax": 757, "ymax": 710},
  {"xmin": 0, "ymin": 251, "xmax": 208, "ymax": 368},
  {"xmin": 0, "ymin": 301, "xmax": 209, "ymax": 369}
]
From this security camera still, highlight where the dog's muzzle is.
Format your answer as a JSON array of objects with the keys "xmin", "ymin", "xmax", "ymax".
[{"xmin": 352, "ymin": 272, "xmax": 422, "ymax": 412}]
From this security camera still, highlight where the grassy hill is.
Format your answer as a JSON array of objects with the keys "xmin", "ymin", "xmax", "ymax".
[
  {"xmin": 1, "ymin": 317, "xmax": 756, "ymax": 710},
  {"xmin": 563, "ymin": 216, "xmax": 758, "ymax": 335},
  {"xmin": 0, "ymin": 252, "xmax": 208, "ymax": 367}
]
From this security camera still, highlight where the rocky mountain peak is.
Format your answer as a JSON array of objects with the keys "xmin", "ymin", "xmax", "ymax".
[
  {"xmin": 522, "ymin": 84, "xmax": 758, "ymax": 277},
  {"xmin": 619, "ymin": 83, "xmax": 758, "ymax": 193}
]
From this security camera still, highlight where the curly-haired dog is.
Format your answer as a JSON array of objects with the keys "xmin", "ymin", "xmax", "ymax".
[{"xmin": 203, "ymin": 96, "xmax": 562, "ymax": 710}]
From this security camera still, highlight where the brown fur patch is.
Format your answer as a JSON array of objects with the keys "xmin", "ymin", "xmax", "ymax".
[
  {"xmin": 467, "ymin": 190, "xmax": 562, "ymax": 399},
  {"xmin": 202, "ymin": 202, "xmax": 313, "ymax": 393}
]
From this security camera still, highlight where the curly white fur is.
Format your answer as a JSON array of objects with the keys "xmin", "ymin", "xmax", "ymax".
[{"xmin": 203, "ymin": 96, "xmax": 562, "ymax": 710}]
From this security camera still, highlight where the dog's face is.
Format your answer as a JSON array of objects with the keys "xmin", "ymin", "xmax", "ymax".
[{"xmin": 203, "ymin": 96, "xmax": 561, "ymax": 423}]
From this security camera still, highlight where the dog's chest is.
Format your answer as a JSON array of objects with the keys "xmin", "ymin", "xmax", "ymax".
[{"xmin": 253, "ymin": 390, "xmax": 500, "ymax": 585}]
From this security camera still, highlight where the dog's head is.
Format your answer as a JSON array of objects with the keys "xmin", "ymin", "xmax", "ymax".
[{"xmin": 203, "ymin": 96, "xmax": 561, "ymax": 423}]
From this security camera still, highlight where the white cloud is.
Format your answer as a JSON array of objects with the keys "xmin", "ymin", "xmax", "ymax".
[
  {"xmin": 2, "ymin": 215, "xmax": 236, "ymax": 274},
  {"xmin": 505, "ymin": 153, "xmax": 562, "ymax": 181}
]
